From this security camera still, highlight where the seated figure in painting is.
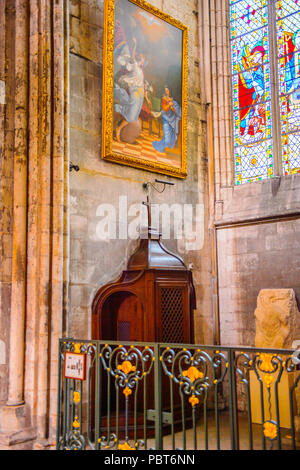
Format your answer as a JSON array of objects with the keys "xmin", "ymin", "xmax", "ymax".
[
  {"xmin": 139, "ymin": 80, "xmax": 153, "ymax": 123},
  {"xmin": 152, "ymin": 86, "xmax": 182, "ymax": 153}
]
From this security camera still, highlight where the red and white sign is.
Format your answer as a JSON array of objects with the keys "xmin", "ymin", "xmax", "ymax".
[{"xmin": 64, "ymin": 352, "xmax": 86, "ymax": 381}]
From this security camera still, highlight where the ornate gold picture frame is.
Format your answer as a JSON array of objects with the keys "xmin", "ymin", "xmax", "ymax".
[{"xmin": 102, "ymin": 0, "xmax": 188, "ymax": 178}]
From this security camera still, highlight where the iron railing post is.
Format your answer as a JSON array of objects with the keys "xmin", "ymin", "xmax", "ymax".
[
  {"xmin": 154, "ymin": 343, "xmax": 163, "ymax": 450},
  {"xmin": 95, "ymin": 341, "xmax": 100, "ymax": 450},
  {"xmin": 56, "ymin": 339, "xmax": 62, "ymax": 449},
  {"xmin": 228, "ymin": 348, "xmax": 239, "ymax": 450}
]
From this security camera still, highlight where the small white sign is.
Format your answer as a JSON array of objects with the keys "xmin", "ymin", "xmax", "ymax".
[
  {"xmin": 0, "ymin": 81, "xmax": 5, "ymax": 105},
  {"xmin": 0, "ymin": 340, "xmax": 5, "ymax": 365},
  {"xmin": 64, "ymin": 352, "xmax": 86, "ymax": 381}
]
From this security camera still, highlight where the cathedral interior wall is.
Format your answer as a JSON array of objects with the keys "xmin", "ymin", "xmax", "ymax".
[
  {"xmin": 217, "ymin": 176, "xmax": 300, "ymax": 347},
  {"xmin": 68, "ymin": 0, "xmax": 213, "ymax": 344},
  {"xmin": 0, "ymin": 0, "xmax": 300, "ymax": 449}
]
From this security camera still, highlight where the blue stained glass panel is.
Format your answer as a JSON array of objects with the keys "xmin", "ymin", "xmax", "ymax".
[
  {"xmin": 230, "ymin": 0, "xmax": 268, "ymax": 38},
  {"xmin": 282, "ymin": 133, "xmax": 300, "ymax": 174},
  {"xmin": 276, "ymin": 0, "xmax": 300, "ymax": 20},
  {"xmin": 276, "ymin": 0, "xmax": 300, "ymax": 175}
]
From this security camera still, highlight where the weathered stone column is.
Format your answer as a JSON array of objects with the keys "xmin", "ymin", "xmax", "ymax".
[
  {"xmin": 198, "ymin": 0, "xmax": 220, "ymax": 344},
  {"xmin": 7, "ymin": 0, "xmax": 29, "ymax": 408},
  {"xmin": 48, "ymin": 0, "xmax": 67, "ymax": 441},
  {"xmin": 24, "ymin": 0, "xmax": 41, "ymax": 440},
  {"xmin": 0, "ymin": 0, "xmax": 35, "ymax": 449},
  {"xmin": 0, "ymin": 0, "xmax": 15, "ymax": 414},
  {"xmin": 198, "ymin": 0, "xmax": 232, "ymax": 345},
  {"xmin": 0, "ymin": 0, "xmax": 69, "ymax": 449},
  {"xmin": 28, "ymin": 0, "xmax": 69, "ymax": 448}
]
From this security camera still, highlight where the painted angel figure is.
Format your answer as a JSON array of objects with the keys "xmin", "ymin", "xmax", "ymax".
[{"xmin": 113, "ymin": 21, "xmax": 147, "ymax": 142}]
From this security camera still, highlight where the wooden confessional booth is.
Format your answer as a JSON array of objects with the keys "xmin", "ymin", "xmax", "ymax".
[{"xmin": 92, "ymin": 224, "xmax": 196, "ymax": 436}]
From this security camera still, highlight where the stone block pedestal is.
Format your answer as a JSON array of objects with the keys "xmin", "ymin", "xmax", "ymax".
[{"xmin": 0, "ymin": 404, "xmax": 36, "ymax": 449}]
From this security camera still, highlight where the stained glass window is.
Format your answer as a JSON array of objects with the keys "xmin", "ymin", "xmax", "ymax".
[{"xmin": 229, "ymin": 0, "xmax": 300, "ymax": 184}]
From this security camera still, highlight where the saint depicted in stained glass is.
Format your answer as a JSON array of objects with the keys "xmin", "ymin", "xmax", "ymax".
[
  {"xmin": 276, "ymin": 0, "xmax": 300, "ymax": 175},
  {"xmin": 282, "ymin": 31, "xmax": 300, "ymax": 103},
  {"xmin": 238, "ymin": 42, "xmax": 266, "ymax": 140},
  {"xmin": 230, "ymin": 0, "xmax": 273, "ymax": 184}
]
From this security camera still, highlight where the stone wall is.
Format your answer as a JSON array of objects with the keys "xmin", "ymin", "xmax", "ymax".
[
  {"xmin": 68, "ymin": 0, "xmax": 213, "ymax": 344},
  {"xmin": 217, "ymin": 176, "xmax": 300, "ymax": 347}
]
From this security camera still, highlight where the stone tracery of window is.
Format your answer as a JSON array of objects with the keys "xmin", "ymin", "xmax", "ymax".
[{"xmin": 230, "ymin": 0, "xmax": 300, "ymax": 185}]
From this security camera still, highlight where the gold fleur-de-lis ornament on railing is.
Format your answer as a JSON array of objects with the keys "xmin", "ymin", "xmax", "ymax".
[
  {"xmin": 188, "ymin": 395, "xmax": 200, "ymax": 407},
  {"xmin": 73, "ymin": 343, "xmax": 82, "ymax": 354},
  {"xmin": 182, "ymin": 366, "xmax": 204, "ymax": 383},
  {"xmin": 263, "ymin": 421, "xmax": 277, "ymax": 440},
  {"xmin": 72, "ymin": 416, "xmax": 80, "ymax": 429},
  {"xmin": 117, "ymin": 360, "xmax": 136, "ymax": 375},
  {"xmin": 259, "ymin": 353, "xmax": 274, "ymax": 373},
  {"xmin": 118, "ymin": 442, "xmax": 136, "ymax": 450},
  {"xmin": 73, "ymin": 391, "xmax": 81, "ymax": 404},
  {"xmin": 117, "ymin": 360, "xmax": 137, "ymax": 397}
]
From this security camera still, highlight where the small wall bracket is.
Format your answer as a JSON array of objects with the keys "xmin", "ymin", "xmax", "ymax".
[
  {"xmin": 69, "ymin": 162, "xmax": 80, "ymax": 172},
  {"xmin": 143, "ymin": 178, "xmax": 174, "ymax": 193}
]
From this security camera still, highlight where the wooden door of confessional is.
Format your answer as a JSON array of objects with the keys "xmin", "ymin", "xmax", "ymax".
[{"xmin": 100, "ymin": 291, "xmax": 143, "ymax": 342}]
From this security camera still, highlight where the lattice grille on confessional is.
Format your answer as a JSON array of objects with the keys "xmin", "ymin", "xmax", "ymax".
[{"xmin": 161, "ymin": 288, "xmax": 184, "ymax": 343}]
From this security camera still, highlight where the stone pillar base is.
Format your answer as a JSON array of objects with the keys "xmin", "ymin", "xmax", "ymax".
[
  {"xmin": 33, "ymin": 438, "xmax": 56, "ymax": 450},
  {"xmin": 0, "ymin": 404, "xmax": 36, "ymax": 449},
  {"xmin": 0, "ymin": 429, "xmax": 36, "ymax": 450}
]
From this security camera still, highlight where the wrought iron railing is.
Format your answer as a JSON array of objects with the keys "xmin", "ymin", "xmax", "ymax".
[{"xmin": 56, "ymin": 338, "xmax": 300, "ymax": 450}]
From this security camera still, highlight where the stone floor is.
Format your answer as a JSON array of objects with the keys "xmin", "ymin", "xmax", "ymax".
[{"xmin": 145, "ymin": 411, "xmax": 299, "ymax": 451}]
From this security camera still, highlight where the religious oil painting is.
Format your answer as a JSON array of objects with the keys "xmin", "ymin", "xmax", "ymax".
[{"xmin": 102, "ymin": 0, "xmax": 188, "ymax": 178}]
